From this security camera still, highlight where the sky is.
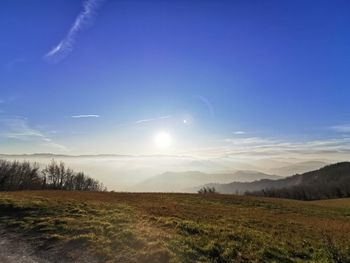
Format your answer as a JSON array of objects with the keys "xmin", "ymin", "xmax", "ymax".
[{"xmin": 1, "ymin": 0, "xmax": 350, "ymax": 161}]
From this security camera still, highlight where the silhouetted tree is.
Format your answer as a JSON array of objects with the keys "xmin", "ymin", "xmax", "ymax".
[{"xmin": 0, "ymin": 159, "xmax": 106, "ymax": 192}]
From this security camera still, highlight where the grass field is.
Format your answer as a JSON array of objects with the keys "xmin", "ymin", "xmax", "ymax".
[{"xmin": 0, "ymin": 191, "xmax": 349, "ymax": 262}]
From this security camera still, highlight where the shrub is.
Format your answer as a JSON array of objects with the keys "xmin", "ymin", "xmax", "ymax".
[{"xmin": 198, "ymin": 186, "xmax": 217, "ymax": 194}]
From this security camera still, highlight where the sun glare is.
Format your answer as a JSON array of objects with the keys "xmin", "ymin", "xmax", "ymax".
[{"xmin": 154, "ymin": 132, "xmax": 172, "ymax": 148}]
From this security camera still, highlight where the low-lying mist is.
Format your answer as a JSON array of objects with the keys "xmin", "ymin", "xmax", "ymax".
[{"xmin": 0, "ymin": 154, "xmax": 330, "ymax": 191}]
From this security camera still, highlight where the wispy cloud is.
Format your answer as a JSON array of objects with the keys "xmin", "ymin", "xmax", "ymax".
[
  {"xmin": 71, "ymin": 114, "xmax": 100, "ymax": 118},
  {"xmin": 330, "ymin": 123, "xmax": 350, "ymax": 133},
  {"xmin": 134, "ymin": 115, "xmax": 171, "ymax": 124},
  {"xmin": 184, "ymin": 136, "xmax": 350, "ymax": 161},
  {"xmin": 44, "ymin": 0, "xmax": 104, "ymax": 62},
  {"xmin": 116, "ymin": 115, "xmax": 172, "ymax": 128},
  {"xmin": 0, "ymin": 117, "xmax": 43, "ymax": 140},
  {"xmin": 0, "ymin": 95, "xmax": 20, "ymax": 105},
  {"xmin": 6, "ymin": 58, "xmax": 25, "ymax": 68},
  {"xmin": 0, "ymin": 116, "xmax": 67, "ymax": 151},
  {"xmin": 195, "ymin": 95, "xmax": 215, "ymax": 117},
  {"xmin": 233, "ymin": 131, "xmax": 246, "ymax": 135}
]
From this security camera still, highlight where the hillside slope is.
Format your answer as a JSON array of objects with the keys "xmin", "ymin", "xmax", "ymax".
[
  {"xmin": 130, "ymin": 170, "xmax": 280, "ymax": 192},
  {"xmin": 1, "ymin": 191, "xmax": 350, "ymax": 262},
  {"xmin": 249, "ymin": 162, "xmax": 350, "ymax": 200},
  {"xmin": 192, "ymin": 162, "xmax": 350, "ymax": 200}
]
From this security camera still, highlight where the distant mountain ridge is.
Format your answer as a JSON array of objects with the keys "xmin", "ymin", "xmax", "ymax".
[
  {"xmin": 0, "ymin": 153, "xmax": 133, "ymax": 158},
  {"xmin": 191, "ymin": 162, "xmax": 350, "ymax": 200},
  {"xmin": 129, "ymin": 170, "xmax": 280, "ymax": 192},
  {"xmin": 267, "ymin": 161, "xmax": 327, "ymax": 176}
]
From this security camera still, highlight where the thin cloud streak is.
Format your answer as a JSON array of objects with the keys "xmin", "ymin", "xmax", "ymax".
[
  {"xmin": 6, "ymin": 58, "xmax": 25, "ymax": 68},
  {"xmin": 134, "ymin": 115, "xmax": 171, "ymax": 124},
  {"xmin": 71, "ymin": 114, "xmax": 100, "ymax": 118},
  {"xmin": 195, "ymin": 95, "xmax": 215, "ymax": 117},
  {"xmin": 0, "ymin": 116, "xmax": 67, "ymax": 151},
  {"xmin": 233, "ymin": 131, "xmax": 246, "ymax": 135},
  {"xmin": 116, "ymin": 115, "xmax": 172, "ymax": 127},
  {"xmin": 183, "ymin": 136, "xmax": 350, "ymax": 160},
  {"xmin": 44, "ymin": 0, "xmax": 104, "ymax": 62},
  {"xmin": 330, "ymin": 124, "xmax": 350, "ymax": 133}
]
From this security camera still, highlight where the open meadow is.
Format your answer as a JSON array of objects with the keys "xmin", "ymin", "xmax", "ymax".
[{"xmin": 0, "ymin": 191, "xmax": 349, "ymax": 262}]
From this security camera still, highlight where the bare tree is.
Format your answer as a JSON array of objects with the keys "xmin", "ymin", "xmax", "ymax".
[{"xmin": 0, "ymin": 159, "xmax": 106, "ymax": 192}]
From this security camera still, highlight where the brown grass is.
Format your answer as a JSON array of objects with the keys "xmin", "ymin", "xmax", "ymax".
[{"xmin": 0, "ymin": 191, "xmax": 350, "ymax": 262}]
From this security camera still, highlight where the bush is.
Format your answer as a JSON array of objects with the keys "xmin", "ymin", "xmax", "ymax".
[{"xmin": 198, "ymin": 187, "xmax": 217, "ymax": 194}]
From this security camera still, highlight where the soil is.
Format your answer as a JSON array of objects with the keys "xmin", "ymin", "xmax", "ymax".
[
  {"xmin": 0, "ymin": 228, "xmax": 97, "ymax": 263},
  {"xmin": 0, "ymin": 229, "xmax": 49, "ymax": 263}
]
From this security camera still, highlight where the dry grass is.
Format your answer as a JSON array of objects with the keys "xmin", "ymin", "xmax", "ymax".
[{"xmin": 0, "ymin": 191, "xmax": 350, "ymax": 262}]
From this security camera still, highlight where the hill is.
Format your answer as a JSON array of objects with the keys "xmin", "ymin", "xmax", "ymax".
[
  {"xmin": 189, "ymin": 177, "xmax": 299, "ymax": 194},
  {"xmin": 129, "ymin": 170, "xmax": 280, "ymax": 192},
  {"xmin": 0, "ymin": 191, "xmax": 349, "ymax": 262},
  {"xmin": 249, "ymin": 162, "xmax": 350, "ymax": 200},
  {"xmin": 192, "ymin": 162, "xmax": 350, "ymax": 200}
]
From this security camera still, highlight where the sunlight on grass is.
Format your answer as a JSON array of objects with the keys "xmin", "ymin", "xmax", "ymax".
[{"xmin": 0, "ymin": 191, "xmax": 350, "ymax": 262}]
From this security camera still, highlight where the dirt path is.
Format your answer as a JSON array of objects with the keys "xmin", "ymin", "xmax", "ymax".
[
  {"xmin": 0, "ymin": 229, "xmax": 49, "ymax": 263},
  {"xmin": 0, "ymin": 228, "xmax": 98, "ymax": 263}
]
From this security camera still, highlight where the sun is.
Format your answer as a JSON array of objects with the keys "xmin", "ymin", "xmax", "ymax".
[{"xmin": 154, "ymin": 131, "xmax": 172, "ymax": 148}]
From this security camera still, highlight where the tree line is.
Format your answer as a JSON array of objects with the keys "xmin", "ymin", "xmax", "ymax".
[
  {"xmin": 246, "ymin": 183, "xmax": 350, "ymax": 200},
  {"xmin": 246, "ymin": 162, "xmax": 350, "ymax": 200},
  {"xmin": 0, "ymin": 159, "xmax": 106, "ymax": 191}
]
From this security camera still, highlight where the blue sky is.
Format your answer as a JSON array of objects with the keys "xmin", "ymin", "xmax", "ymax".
[{"xmin": 1, "ymin": 0, "xmax": 350, "ymax": 158}]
